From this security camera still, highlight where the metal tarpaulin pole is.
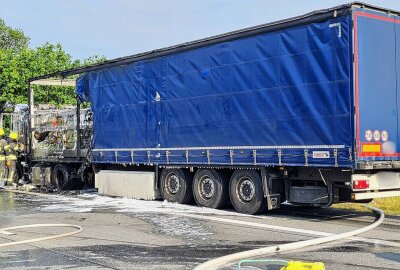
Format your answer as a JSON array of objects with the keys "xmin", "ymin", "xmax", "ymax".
[
  {"xmin": 28, "ymin": 82, "xmax": 34, "ymax": 157},
  {"xmin": 76, "ymin": 98, "xmax": 81, "ymax": 161}
]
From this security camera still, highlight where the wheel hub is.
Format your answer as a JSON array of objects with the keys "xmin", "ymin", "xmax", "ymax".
[
  {"xmin": 166, "ymin": 174, "xmax": 180, "ymax": 195},
  {"xmin": 238, "ymin": 178, "xmax": 255, "ymax": 202},
  {"xmin": 199, "ymin": 176, "xmax": 215, "ymax": 200}
]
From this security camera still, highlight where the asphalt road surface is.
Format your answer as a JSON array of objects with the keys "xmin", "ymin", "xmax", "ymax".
[{"xmin": 0, "ymin": 190, "xmax": 399, "ymax": 269}]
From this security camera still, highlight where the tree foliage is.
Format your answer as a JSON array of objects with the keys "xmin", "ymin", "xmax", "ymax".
[
  {"xmin": 0, "ymin": 18, "xmax": 29, "ymax": 52},
  {"xmin": 0, "ymin": 19, "xmax": 106, "ymax": 112}
]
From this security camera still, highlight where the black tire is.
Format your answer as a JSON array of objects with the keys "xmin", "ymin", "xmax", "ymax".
[
  {"xmin": 52, "ymin": 164, "xmax": 73, "ymax": 190},
  {"xmin": 160, "ymin": 168, "xmax": 193, "ymax": 204},
  {"xmin": 193, "ymin": 169, "xmax": 229, "ymax": 209},
  {"xmin": 229, "ymin": 170, "xmax": 267, "ymax": 215}
]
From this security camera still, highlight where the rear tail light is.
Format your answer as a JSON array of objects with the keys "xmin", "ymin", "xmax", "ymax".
[{"xmin": 353, "ymin": 180, "xmax": 369, "ymax": 189}]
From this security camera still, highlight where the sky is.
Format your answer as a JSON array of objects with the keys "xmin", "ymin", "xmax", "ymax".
[{"xmin": 0, "ymin": 0, "xmax": 399, "ymax": 60}]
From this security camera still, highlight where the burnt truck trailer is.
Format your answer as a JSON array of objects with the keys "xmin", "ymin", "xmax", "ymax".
[{"xmin": 28, "ymin": 2, "xmax": 400, "ymax": 214}]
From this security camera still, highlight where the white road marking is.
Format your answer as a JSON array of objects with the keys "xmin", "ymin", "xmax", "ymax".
[{"xmin": 0, "ymin": 259, "xmax": 36, "ymax": 264}]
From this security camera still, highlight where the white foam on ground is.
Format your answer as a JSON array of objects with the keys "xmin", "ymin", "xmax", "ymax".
[
  {"xmin": 31, "ymin": 193, "xmax": 228, "ymax": 238},
  {"xmin": 33, "ymin": 193, "xmax": 244, "ymax": 217},
  {"xmin": 136, "ymin": 213, "xmax": 214, "ymax": 237}
]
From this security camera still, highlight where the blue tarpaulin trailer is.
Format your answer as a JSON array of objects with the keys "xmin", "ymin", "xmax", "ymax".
[
  {"xmin": 77, "ymin": 10, "xmax": 353, "ymax": 168},
  {"xmin": 29, "ymin": 2, "xmax": 400, "ymax": 214}
]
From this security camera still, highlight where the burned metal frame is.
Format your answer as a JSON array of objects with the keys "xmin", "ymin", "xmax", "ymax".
[{"xmin": 27, "ymin": 78, "xmax": 82, "ymax": 162}]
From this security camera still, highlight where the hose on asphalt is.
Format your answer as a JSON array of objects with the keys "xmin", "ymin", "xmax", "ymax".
[
  {"xmin": 0, "ymin": 224, "xmax": 83, "ymax": 248},
  {"xmin": 194, "ymin": 204, "xmax": 384, "ymax": 270}
]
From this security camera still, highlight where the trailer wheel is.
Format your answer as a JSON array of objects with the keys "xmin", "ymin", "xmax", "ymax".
[
  {"xmin": 229, "ymin": 170, "xmax": 266, "ymax": 214},
  {"xmin": 52, "ymin": 164, "xmax": 72, "ymax": 190},
  {"xmin": 160, "ymin": 168, "xmax": 193, "ymax": 204},
  {"xmin": 193, "ymin": 169, "xmax": 228, "ymax": 209}
]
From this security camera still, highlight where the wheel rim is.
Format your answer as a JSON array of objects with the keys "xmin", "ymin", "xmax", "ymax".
[
  {"xmin": 198, "ymin": 175, "xmax": 215, "ymax": 200},
  {"xmin": 166, "ymin": 173, "xmax": 180, "ymax": 195},
  {"xmin": 236, "ymin": 177, "xmax": 255, "ymax": 203}
]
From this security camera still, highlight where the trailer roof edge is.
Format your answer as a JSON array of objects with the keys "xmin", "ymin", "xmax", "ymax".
[{"xmin": 28, "ymin": 2, "xmax": 399, "ymax": 82}]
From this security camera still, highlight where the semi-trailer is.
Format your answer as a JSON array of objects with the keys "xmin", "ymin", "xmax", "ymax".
[{"xmin": 26, "ymin": 2, "xmax": 400, "ymax": 214}]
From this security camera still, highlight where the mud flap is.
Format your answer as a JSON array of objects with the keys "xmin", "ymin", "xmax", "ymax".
[{"xmin": 261, "ymin": 167, "xmax": 281, "ymax": 210}]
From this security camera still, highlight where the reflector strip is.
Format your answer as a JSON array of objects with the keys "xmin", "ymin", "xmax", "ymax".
[
  {"xmin": 362, "ymin": 143, "xmax": 381, "ymax": 153},
  {"xmin": 353, "ymin": 180, "xmax": 369, "ymax": 189}
]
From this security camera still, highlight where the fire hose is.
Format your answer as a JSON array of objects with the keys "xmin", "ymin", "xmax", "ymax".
[
  {"xmin": 0, "ymin": 224, "xmax": 82, "ymax": 248},
  {"xmin": 194, "ymin": 204, "xmax": 384, "ymax": 270}
]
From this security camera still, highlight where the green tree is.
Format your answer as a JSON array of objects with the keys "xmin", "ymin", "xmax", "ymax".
[
  {"xmin": 0, "ymin": 43, "xmax": 72, "ymax": 109},
  {"xmin": 0, "ymin": 18, "xmax": 29, "ymax": 52},
  {"xmin": 72, "ymin": 55, "xmax": 106, "ymax": 67},
  {"xmin": 0, "ymin": 18, "xmax": 106, "ymax": 112}
]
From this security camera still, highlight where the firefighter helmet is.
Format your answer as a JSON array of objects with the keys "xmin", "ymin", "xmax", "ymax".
[{"xmin": 9, "ymin": 132, "xmax": 18, "ymax": 140}]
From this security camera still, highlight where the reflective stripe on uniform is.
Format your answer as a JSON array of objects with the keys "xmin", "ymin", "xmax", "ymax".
[{"xmin": 6, "ymin": 155, "xmax": 17, "ymax": 161}]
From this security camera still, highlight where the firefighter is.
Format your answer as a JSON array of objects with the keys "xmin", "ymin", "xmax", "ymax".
[
  {"xmin": 4, "ymin": 132, "xmax": 24, "ymax": 185},
  {"xmin": 0, "ymin": 128, "xmax": 7, "ymax": 186}
]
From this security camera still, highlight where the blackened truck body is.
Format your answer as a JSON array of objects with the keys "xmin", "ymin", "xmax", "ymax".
[{"xmin": 28, "ymin": 2, "xmax": 400, "ymax": 214}]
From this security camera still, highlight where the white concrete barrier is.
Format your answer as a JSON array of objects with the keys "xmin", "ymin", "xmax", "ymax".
[{"xmin": 96, "ymin": 170, "xmax": 160, "ymax": 200}]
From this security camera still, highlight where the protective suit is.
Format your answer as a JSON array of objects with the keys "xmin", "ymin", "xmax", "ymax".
[
  {"xmin": 4, "ymin": 132, "xmax": 24, "ymax": 185},
  {"xmin": 0, "ymin": 128, "xmax": 7, "ymax": 187}
]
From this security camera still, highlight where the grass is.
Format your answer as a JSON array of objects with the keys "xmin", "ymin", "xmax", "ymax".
[{"xmin": 334, "ymin": 196, "xmax": 400, "ymax": 215}]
